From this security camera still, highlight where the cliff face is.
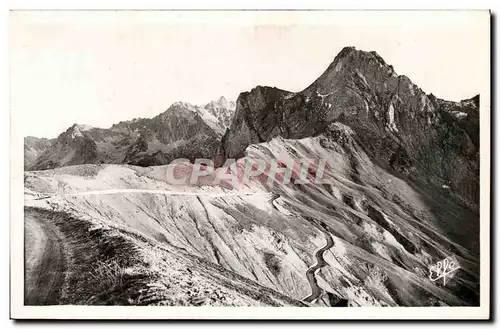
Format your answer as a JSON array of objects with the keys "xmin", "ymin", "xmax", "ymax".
[{"xmin": 223, "ymin": 47, "xmax": 479, "ymax": 208}]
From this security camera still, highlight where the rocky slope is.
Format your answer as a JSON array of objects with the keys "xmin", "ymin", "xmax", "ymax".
[
  {"xmin": 24, "ymin": 206, "xmax": 303, "ymax": 306},
  {"xmin": 24, "ymin": 136, "xmax": 54, "ymax": 169},
  {"xmin": 223, "ymin": 47, "xmax": 479, "ymax": 209},
  {"xmin": 23, "ymin": 47, "xmax": 480, "ymax": 306},
  {"xmin": 26, "ymin": 97, "xmax": 235, "ymax": 170},
  {"xmin": 25, "ymin": 121, "xmax": 479, "ymax": 306}
]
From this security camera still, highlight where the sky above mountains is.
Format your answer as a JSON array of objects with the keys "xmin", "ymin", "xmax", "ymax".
[{"xmin": 11, "ymin": 11, "xmax": 489, "ymax": 138}]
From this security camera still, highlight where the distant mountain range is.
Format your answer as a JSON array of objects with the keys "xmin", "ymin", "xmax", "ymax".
[{"xmin": 24, "ymin": 96, "xmax": 235, "ymax": 170}]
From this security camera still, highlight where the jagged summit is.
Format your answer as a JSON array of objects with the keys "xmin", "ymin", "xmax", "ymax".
[
  {"xmin": 160, "ymin": 97, "xmax": 236, "ymax": 134},
  {"xmin": 64, "ymin": 123, "xmax": 94, "ymax": 138},
  {"xmin": 168, "ymin": 101, "xmax": 193, "ymax": 109},
  {"xmin": 324, "ymin": 47, "xmax": 392, "ymax": 73},
  {"xmin": 207, "ymin": 96, "xmax": 231, "ymax": 108},
  {"xmin": 70, "ymin": 123, "xmax": 93, "ymax": 130},
  {"xmin": 304, "ymin": 46, "xmax": 399, "ymax": 97},
  {"xmin": 223, "ymin": 47, "xmax": 479, "ymax": 207}
]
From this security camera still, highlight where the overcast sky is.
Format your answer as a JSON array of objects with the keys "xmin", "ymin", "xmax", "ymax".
[{"xmin": 10, "ymin": 11, "xmax": 489, "ymax": 138}]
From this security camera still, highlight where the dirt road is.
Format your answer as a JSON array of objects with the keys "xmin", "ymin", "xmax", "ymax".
[
  {"xmin": 24, "ymin": 213, "xmax": 66, "ymax": 305},
  {"xmin": 303, "ymin": 227, "xmax": 335, "ymax": 303}
]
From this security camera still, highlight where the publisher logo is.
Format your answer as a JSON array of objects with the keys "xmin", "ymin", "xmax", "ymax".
[{"xmin": 429, "ymin": 256, "xmax": 460, "ymax": 286}]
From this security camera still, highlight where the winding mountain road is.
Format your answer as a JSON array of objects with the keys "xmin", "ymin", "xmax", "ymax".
[
  {"xmin": 24, "ymin": 213, "xmax": 66, "ymax": 305},
  {"xmin": 303, "ymin": 227, "xmax": 335, "ymax": 303},
  {"xmin": 34, "ymin": 189, "xmax": 272, "ymax": 199}
]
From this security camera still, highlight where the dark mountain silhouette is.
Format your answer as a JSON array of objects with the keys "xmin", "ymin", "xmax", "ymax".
[{"xmin": 222, "ymin": 47, "xmax": 479, "ymax": 208}]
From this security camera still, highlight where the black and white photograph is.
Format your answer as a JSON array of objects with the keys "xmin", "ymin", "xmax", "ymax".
[{"xmin": 9, "ymin": 9, "xmax": 491, "ymax": 320}]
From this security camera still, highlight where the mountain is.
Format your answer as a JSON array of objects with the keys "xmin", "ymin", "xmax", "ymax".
[
  {"xmin": 197, "ymin": 96, "xmax": 236, "ymax": 134},
  {"xmin": 24, "ymin": 47, "xmax": 480, "ymax": 306},
  {"xmin": 25, "ymin": 97, "xmax": 235, "ymax": 170},
  {"xmin": 24, "ymin": 136, "xmax": 54, "ymax": 169},
  {"xmin": 25, "ymin": 121, "xmax": 479, "ymax": 306},
  {"xmin": 223, "ymin": 47, "xmax": 479, "ymax": 209}
]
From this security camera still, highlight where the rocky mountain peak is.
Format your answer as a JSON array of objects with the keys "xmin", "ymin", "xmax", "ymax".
[
  {"xmin": 329, "ymin": 46, "xmax": 391, "ymax": 72},
  {"xmin": 305, "ymin": 47, "xmax": 399, "ymax": 98},
  {"xmin": 206, "ymin": 96, "xmax": 231, "ymax": 108},
  {"xmin": 223, "ymin": 47, "xmax": 479, "ymax": 208},
  {"xmin": 56, "ymin": 124, "xmax": 84, "ymax": 141},
  {"xmin": 168, "ymin": 101, "xmax": 195, "ymax": 111},
  {"xmin": 58, "ymin": 123, "xmax": 95, "ymax": 140},
  {"xmin": 26, "ymin": 96, "xmax": 236, "ymax": 170}
]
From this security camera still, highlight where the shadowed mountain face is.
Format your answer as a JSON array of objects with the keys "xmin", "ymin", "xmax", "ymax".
[
  {"xmin": 24, "ymin": 47, "xmax": 480, "ymax": 306},
  {"xmin": 24, "ymin": 136, "xmax": 54, "ymax": 169},
  {"xmin": 223, "ymin": 47, "xmax": 479, "ymax": 209},
  {"xmin": 25, "ymin": 97, "xmax": 235, "ymax": 170}
]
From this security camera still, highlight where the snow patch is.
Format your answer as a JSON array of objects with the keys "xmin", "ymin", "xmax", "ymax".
[
  {"xmin": 316, "ymin": 91, "xmax": 333, "ymax": 99},
  {"xmin": 334, "ymin": 61, "xmax": 343, "ymax": 72},
  {"xmin": 451, "ymin": 111, "xmax": 468, "ymax": 120},
  {"xmin": 354, "ymin": 69, "xmax": 369, "ymax": 86},
  {"xmin": 363, "ymin": 100, "xmax": 370, "ymax": 113},
  {"xmin": 387, "ymin": 103, "xmax": 398, "ymax": 132},
  {"xmin": 272, "ymin": 197, "xmax": 292, "ymax": 216},
  {"xmin": 407, "ymin": 82, "xmax": 416, "ymax": 96}
]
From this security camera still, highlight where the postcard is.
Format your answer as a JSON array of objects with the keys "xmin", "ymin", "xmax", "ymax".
[{"xmin": 10, "ymin": 10, "xmax": 491, "ymax": 320}]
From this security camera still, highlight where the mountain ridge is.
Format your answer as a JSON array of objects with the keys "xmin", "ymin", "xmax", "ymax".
[
  {"xmin": 25, "ymin": 97, "xmax": 235, "ymax": 170},
  {"xmin": 25, "ymin": 47, "xmax": 479, "ymax": 209},
  {"xmin": 23, "ymin": 46, "xmax": 481, "ymax": 307},
  {"xmin": 222, "ymin": 46, "xmax": 479, "ymax": 209}
]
